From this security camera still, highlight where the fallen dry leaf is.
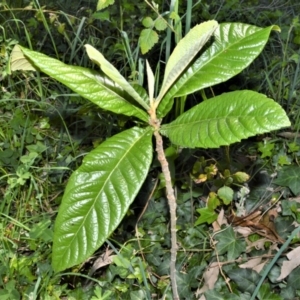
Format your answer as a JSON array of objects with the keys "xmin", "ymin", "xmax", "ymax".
[
  {"xmin": 245, "ymin": 238, "xmax": 267, "ymax": 252},
  {"xmin": 277, "ymin": 246, "xmax": 300, "ymax": 281},
  {"xmin": 212, "ymin": 209, "xmax": 228, "ymax": 232},
  {"xmin": 288, "ymin": 197, "xmax": 300, "ymax": 203},
  {"xmin": 235, "ymin": 226, "xmax": 253, "ymax": 238},
  {"xmin": 88, "ymin": 249, "xmax": 115, "ymax": 276},
  {"xmin": 277, "ymin": 131, "xmax": 300, "ymax": 139},
  {"xmin": 196, "ymin": 262, "xmax": 219, "ymax": 296},
  {"xmin": 229, "ymin": 208, "xmax": 283, "ymax": 243},
  {"xmin": 239, "ymin": 257, "xmax": 262, "ymax": 269},
  {"xmin": 239, "ymin": 257, "xmax": 268, "ymax": 273},
  {"xmin": 253, "ymin": 261, "xmax": 269, "ymax": 273}
]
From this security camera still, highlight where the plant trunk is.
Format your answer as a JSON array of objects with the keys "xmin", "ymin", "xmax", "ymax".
[{"xmin": 154, "ymin": 130, "xmax": 179, "ymax": 300}]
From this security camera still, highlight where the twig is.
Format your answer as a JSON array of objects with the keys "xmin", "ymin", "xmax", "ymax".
[
  {"xmin": 154, "ymin": 130, "xmax": 179, "ymax": 299},
  {"xmin": 209, "ymin": 233, "xmax": 233, "ymax": 293}
]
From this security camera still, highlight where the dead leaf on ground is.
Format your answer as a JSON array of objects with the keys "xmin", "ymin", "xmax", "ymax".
[
  {"xmin": 196, "ymin": 262, "xmax": 219, "ymax": 296},
  {"xmin": 277, "ymin": 246, "xmax": 300, "ymax": 281},
  {"xmin": 212, "ymin": 209, "xmax": 228, "ymax": 232},
  {"xmin": 88, "ymin": 248, "xmax": 115, "ymax": 276},
  {"xmin": 239, "ymin": 257, "xmax": 262, "ymax": 269},
  {"xmin": 277, "ymin": 131, "xmax": 300, "ymax": 139},
  {"xmin": 245, "ymin": 238, "xmax": 267, "ymax": 252},
  {"xmin": 235, "ymin": 226, "xmax": 253, "ymax": 238},
  {"xmin": 229, "ymin": 208, "xmax": 283, "ymax": 243},
  {"xmin": 253, "ymin": 261, "xmax": 269, "ymax": 273},
  {"xmin": 288, "ymin": 197, "xmax": 300, "ymax": 203},
  {"xmin": 239, "ymin": 257, "xmax": 268, "ymax": 273}
]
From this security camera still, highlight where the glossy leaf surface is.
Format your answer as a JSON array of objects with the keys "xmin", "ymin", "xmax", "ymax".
[
  {"xmin": 160, "ymin": 90, "xmax": 290, "ymax": 148},
  {"xmin": 19, "ymin": 47, "xmax": 148, "ymax": 122},
  {"xmin": 157, "ymin": 23, "xmax": 279, "ymax": 117},
  {"xmin": 156, "ymin": 20, "xmax": 218, "ymax": 103},
  {"xmin": 52, "ymin": 127, "xmax": 153, "ymax": 271}
]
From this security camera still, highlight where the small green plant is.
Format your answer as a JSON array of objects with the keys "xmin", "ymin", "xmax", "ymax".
[
  {"xmin": 0, "ymin": 95, "xmax": 80, "ymax": 299},
  {"xmin": 190, "ymin": 157, "xmax": 250, "ymax": 225},
  {"xmin": 11, "ymin": 20, "xmax": 290, "ymax": 298},
  {"xmin": 91, "ymin": 286, "xmax": 112, "ymax": 300}
]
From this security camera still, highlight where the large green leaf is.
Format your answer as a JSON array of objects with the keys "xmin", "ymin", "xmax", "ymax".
[
  {"xmin": 160, "ymin": 90, "xmax": 290, "ymax": 148},
  {"xmin": 157, "ymin": 23, "xmax": 279, "ymax": 117},
  {"xmin": 18, "ymin": 47, "xmax": 149, "ymax": 122},
  {"xmin": 155, "ymin": 20, "xmax": 218, "ymax": 104},
  {"xmin": 52, "ymin": 127, "xmax": 153, "ymax": 271}
]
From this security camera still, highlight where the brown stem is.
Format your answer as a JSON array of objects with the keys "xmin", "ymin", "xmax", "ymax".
[{"xmin": 153, "ymin": 130, "xmax": 179, "ymax": 300}]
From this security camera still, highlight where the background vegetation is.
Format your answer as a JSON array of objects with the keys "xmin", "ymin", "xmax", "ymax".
[{"xmin": 1, "ymin": 0, "xmax": 300, "ymax": 299}]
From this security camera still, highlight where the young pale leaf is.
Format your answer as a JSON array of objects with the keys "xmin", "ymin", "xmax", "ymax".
[
  {"xmin": 146, "ymin": 60, "xmax": 155, "ymax": 104},
  {"xmin": 142, "ymin": 17, "xmax": 154, "ymax": 28},
  {"xmin": 154, "ymin": 16, "xmax": 167, "ymax": 31},
  {"xmin": 10, "ymin": 45, "xmax": 37, "ymax": 71},
  {"xmin": 156, "ymin": 20, "xmax": 218, "ymax": 104},
  {"xmin": 160, "ymin": 90, "xmax": 291, "ymax": 148},
  {"xmin": 218, "ymin": 186, "xmax": 234, "ymax": 205},
  {"xmin": 139, "ymin": 28, "xmax": 159, "ymax": 54},
  {"xmin": 97, "ymin": 0, "xmax": 114, "ymax": 11},
  {"xmin": 19, "ymin": 47, "xmax": 148, "ymax": 122},
  {"xmin": 85, "ymin": 44, "xmax": 149, "ymax": 110},
  {"xmin": 157, "ymin": 23, "xmax": 279, "ymax": 118},
  {"xmin": 52, "ymin": 126, "xmax": 153, "ymax": 272},
  {"xmin": 195, "ymin": 207, "xmax": 218, "ymax": 225}
]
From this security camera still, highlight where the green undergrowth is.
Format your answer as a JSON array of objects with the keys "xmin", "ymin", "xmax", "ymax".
[
  {"xmin": 0, "ymin": 89, "xmax": 115, "ymax": 299},
  {"xmin": 1, "ymin": 0, "xmax": 300, "ymax": 299},
  {"xmin": 2, "ymin": 103, "xmax": 300, "ymax": 299},
  {"xmin": 71, "ymin": 140, "xmax": 300, "ymax": 299}
]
